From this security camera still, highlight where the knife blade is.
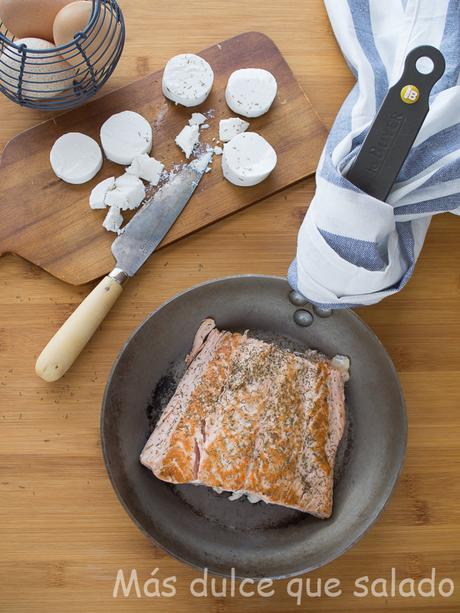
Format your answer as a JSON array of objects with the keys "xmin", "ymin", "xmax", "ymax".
[
  {"xmin": 36, "ymin": 152, "xmax": 212, "ymax": 382},
  {"xmin": 112, "ymin": 151, "xmax": 212, "ymax": 278}
]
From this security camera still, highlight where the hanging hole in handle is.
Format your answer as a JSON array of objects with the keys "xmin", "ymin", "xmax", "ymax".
[{"xmin": 416, "ymin": 56, "xmax": 435, "ymax": 74}]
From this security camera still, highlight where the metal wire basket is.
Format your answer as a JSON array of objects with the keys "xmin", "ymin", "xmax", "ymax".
[{"xmin": 0, "ymin": 0, "xmax": 125, "ymax": 110}]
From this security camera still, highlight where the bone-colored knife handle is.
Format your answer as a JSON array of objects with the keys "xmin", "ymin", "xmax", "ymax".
[{"xmin": 35, "ymin": 274, "xmax": 125, "ymax": 382}]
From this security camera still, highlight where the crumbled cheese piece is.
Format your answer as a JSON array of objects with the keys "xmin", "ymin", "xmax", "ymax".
[
  {"xmin": 219, "ymin": 117, "xmax": 250, "ymax": 142},
  {"xmin": 189, "ymin": 151, "xmax": 213, "ymax": 174},
  {"xmin": 105, "ymin": 188, "xmax": 129, "ymax": 210},
  {"xmin": 114, "ymin": 173, "xmax": 146, "ymax": 210},
  {"xmin": 189, "ymin": 112, "xmax": 207, "ymax": 126},
  {"xmin": 175, "ymin": 124, "xmax": 200, "ymax": 159},
  {"xmin": 213, "ymin": 146, "xmax": 223, "ymax": 155},
  {"xmin": 104, "ymin": 174, "xmax": 145, "ymax": 211},
  {"xmin": 201, "ymin": 123, "xmax": 210, "ymax": 129},
  {"xmin": 126, "ymin": 154, "xmax": 164, "ymax": 185},
  {"xmin": 89, "ymin": 176, "xmax": 115, "ymax": 209},
  {"xmin": 102, "ymin": 206, "xmax": 123, "ymax": 234}
]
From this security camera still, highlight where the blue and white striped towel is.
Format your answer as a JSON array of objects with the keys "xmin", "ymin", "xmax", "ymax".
[{"xmin": 288, "ymin": 0, "xmax": 460, "ymax": 308}]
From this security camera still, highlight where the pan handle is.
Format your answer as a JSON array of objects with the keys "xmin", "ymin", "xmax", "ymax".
[{"xmin": 346, "ymin": 45, "xmax": 445, "ymax": 201}]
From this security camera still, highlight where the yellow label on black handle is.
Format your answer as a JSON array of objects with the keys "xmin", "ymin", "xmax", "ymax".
[{"xmin": 400, "ymin": 84, "xmax": 420, "ymax": 104}]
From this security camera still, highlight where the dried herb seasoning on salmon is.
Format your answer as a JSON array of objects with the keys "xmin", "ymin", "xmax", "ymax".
[{"xmin": 140, "ymin": 319, "xmax": 349, "ymax": 519}]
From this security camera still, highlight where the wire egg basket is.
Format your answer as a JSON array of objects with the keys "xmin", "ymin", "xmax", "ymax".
[{"xmin": 0, "ymin": 0, "xmax": 125, "ymax": 110}]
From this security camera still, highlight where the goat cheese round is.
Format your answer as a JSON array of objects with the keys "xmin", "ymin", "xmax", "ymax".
[
  {"xmin": 225, "ymin": 68, "xmax": 278, "ymax": 118},
  {"xmin": 100, "ymin": 111, "xmax": 153, "ymax": 165},
  {"xmin": 50, "ymin": 133, "xmax": 103, "ymax": 185},
  {"xmin": 162, "ymin": 54, "xmax": 214, "ymax": 107},
  {"xmin": 222, "ymin": 132, "xmax": 277, "ymax": 187}
]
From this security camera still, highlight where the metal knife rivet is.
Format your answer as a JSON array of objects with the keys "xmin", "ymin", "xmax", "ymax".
[
  {"xmin": 289, "ymin": 290, "xmax": 308, "ymax": 306},
  {"xmin": 293, "ymin": 309, "xmax": 313, "ymax": 327},
  {"xmin": 313, "ymin": 305, "xmax": 333, "ymax": 318}
]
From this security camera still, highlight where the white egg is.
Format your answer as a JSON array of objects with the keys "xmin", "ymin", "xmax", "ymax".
[{"xmin": 0, "ymin": 37, "xmax": 75, "ymax": 99}]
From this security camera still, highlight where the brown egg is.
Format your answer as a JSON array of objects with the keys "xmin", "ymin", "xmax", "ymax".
[
  {"xmin": 0, "ymin": 0, "xmax": 73, "ymax": 41},
  {"xmin": 53, "ymin": 0, "xmax": 119, "ymax": 69},
  {"xmin": 0, "ymin": 37, "xmax": 75, "ymax": 99}
]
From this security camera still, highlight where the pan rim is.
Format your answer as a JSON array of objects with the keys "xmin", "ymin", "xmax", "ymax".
[{"xmin": 101, "ymin": 274, "xmax": 407, "ymax": 580}]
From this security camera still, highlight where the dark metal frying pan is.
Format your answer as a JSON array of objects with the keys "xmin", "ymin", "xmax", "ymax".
[
  {"xmin": 101, "ymin": 47, "xmax": 445, "ymax": 578},
  {"xmin": 101, "ymin": 275, "xmax": 406, "ymax": 579}
]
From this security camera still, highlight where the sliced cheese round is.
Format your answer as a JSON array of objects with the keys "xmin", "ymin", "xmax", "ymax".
[
  {"xmin": 162, "ymin": 53, "xmax": 214, "ymax": 107},
  {"xmin": 100, "ymin": 111, "xmax": 153, "ymax": 165},
  {"xmin": 225, "ymin": 68, "xmax": 277, "ymax": 118},
  {"xmin": 222, "ymin": 132, "xmax": 277, "ymax": 187},
  {"xmin": 50, "ymin": 132, "xmax": 103, "ymax": 185}
]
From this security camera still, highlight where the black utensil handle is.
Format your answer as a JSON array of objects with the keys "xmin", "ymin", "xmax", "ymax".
[{"xmin": 346, "ymin": 45, "xmax": 445, "ymax": 202}]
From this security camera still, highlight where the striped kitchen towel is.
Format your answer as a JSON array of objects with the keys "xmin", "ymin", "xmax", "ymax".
[{"xmin": 288, "ymin": 0, "xmax": 460, "ymax": 307}]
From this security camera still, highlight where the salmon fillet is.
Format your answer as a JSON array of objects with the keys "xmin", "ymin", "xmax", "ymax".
[{"xmin": 140, "ymin": 319, "xmax": 348, "ymax": 518}]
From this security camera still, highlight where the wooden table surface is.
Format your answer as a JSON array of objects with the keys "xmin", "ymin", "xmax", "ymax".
[{"xmin": 0, "ymin": 1, "xmax": 459, "ymax": 611}]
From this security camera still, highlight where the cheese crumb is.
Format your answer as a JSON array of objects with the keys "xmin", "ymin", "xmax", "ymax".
[
  {"xmin": 189, "ymin": 112, "xmax": 207, "ymax": 126},
  {"xmin": 89, "ymin": 176, "xmax": 115, "ymax": 209},
  {"xmin": 175, "ymin": 124, "xmax": 200, "ymax": 159},
  {"xmin": 105, "ymin": 188, "xmax": 129, "ymax": 210},
  {"xmin": 126, "ymin": 154, "xmax": 164, "ymax": 185},
  {"xmin": 219, "ymin": 117, "xmax": 250, "ymax": 142},
  {"xmin": 104, "ymin": 174, "xmax": 145, "ymax": 211},
  {"xmin": 102, "ymin": 206, "xmax": 123, "ymax": 234},
  {"xmin": 114, "ymin": 174, "xmax": 146, "ymax": 210}
]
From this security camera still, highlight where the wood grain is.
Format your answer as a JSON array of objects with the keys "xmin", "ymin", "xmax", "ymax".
[
  {"xmin": 0, "ymin": 31, "xmax": 326, "ymax": 285},
  {"xmin": 0, "ymin": 1, "xmax": 459, "ymax": 612}
]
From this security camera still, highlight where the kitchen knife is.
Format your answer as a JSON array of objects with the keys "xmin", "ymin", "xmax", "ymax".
[{"xmin": 36, "ymin": 152, "xmax": 212, "ymax": 382}]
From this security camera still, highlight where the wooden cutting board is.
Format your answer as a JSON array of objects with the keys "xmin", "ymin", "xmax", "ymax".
[{"xmin": 0, "ymin": 31, "xmax": 326, "ymax": 285}]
